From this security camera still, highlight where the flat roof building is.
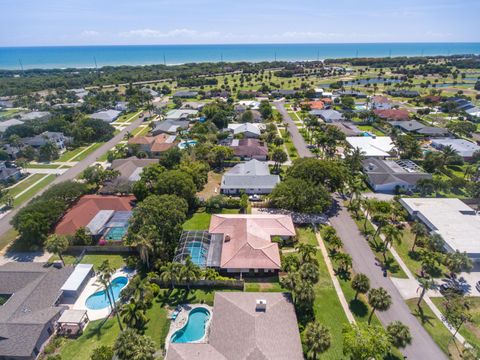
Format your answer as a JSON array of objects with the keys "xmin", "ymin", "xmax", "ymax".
[
  {"xmin": 400, "ymin": 198, "xmax": 480, "ymax": 260},
  {"xmin": 346, "ymin": 136, "xmax": 395, "ymax": 158},
  {"xmin": 431, "ymin": 138, "xmax": 480, "ymax": 159}
]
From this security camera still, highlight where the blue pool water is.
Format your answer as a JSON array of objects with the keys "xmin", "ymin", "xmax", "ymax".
[
  {"xmin": 85, "ymin": 276, "xmax": 128, "ymax": 310},
  {"xmin": 178, "ymin": 140, "xmax": 198, "ymax": 150},
  {"xmin": 171, "ymin": 307, "xmax": 211, "ymax": 343},
  {"xmin": 186, "ymin": 242, "xmax": 208, "ymax": 267}
]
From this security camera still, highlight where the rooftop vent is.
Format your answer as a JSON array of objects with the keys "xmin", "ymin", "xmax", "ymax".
[
  {"xmin": 224, "ymin": 234, "xmax": 231, "ymax": 242},
  {"xmin": 256, "ymin": 299, "xmax": 267, "ymax": 312}
]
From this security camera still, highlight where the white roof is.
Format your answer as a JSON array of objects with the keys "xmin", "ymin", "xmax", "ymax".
[
  {"xmin": 86, "ymin": 210, "xmax": 114, "ymax": 235},
  {"xmin": 400, "ymin": 198, "xmax": 480, "ymax": 256},
  {"xmin": 0, "ymin": 119, "xmax": 24, "ymax": 132},
  {"xmin": 57, "ymin": 309, "xmax": 87, "ymax": 324},
  {"xmin": 431, "ymin": 138, "xmax": 480, "ymax": 157},
  {"xmin": 165, "ymin": 109, "xmax": 198, "ymax": 120},
  {"xmin": 60, "ymin": 264, "xmax": 93, "ymax": 292},
  {"xmin": 228, "ymin": 123, "xmax": 262, "ymax": 135},
  {"xmin": 346, "ymin": 136, "xmax": 395, "ymax": 157},
  {"xmin": 238, "ymin": 101, "xmax": 260, "ymax": 109},
  {"xmin": 314, "ymin": 88, "xmax": 324, "ymax": 93}
]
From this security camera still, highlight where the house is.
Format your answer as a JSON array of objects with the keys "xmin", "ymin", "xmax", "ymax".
[
  {"xmin": 234, "ymin": 107, "xmax": 263, "ymax": 122},
  {"xmin": 209, "ymin": 214, "xmax": 295, "ymax": 273},
  {"xmin": 220, "ymin": 159, "xmax": 280, "ymax": 195},
  {"xmin": 371, "ymin": 95, "xmax": 392, "ymax": 110},
  {"xmin": 362, "ymin": 158, "xmax": 431, "ymax": 193},
  {"xmin": 115, "ymin": 101, "xmax": 129, "ymax": 111},
  {"xmin": 0, "ymin": 262, "xmax": 74, "ymax": 360},
  {"xmin": 166, "ymin": 292, "xmax": 303, "ymax": 360},
  {"xmin": 0, "ymin": 161, "xmax": 22, "ymax": 183},
  {"xmin": 472, "ymin": 133, "xmax": 480, "ymax": 145},
  {"xmin": 2, "ymin": 144, "xmax": 21, "ymax": 159},
  {"xmin": 337, "ymin": 90, "xmax": 367, "ymax": 98},
  {"xmin": 140, "ymin": 87, "xmax": 159, "ymax": 97},
  {"xmin": 128, "ymin": 134, "xmax": 177, "ymax": 157},
  {"xmin": 346, "ymin": 136, "xmax": 396, "ymax": 158},
  {"xmin": 70, "ymin": 88, "xmax": 89, "ymax": 99},
  {"xmin": 151, "ymin": 120, "xmax": 190, "ymax": 135},
  {"xmin": 309, "ymin": 109, "xmax": 344, "ymax": 123},
  {"xmin": 387, "ymin": 90, "xmax": 420, "ymax": 98},
  {"xmin": 465, "ymin": 107, "xmax": 480, "ymax": 118},
  {"xmin": 90, "ymin": 109, "xmax": 121, "ymax": 123},
  {"xmin": 388, "ymin": 120, "xmax": 449, "ymax": 137},
  {"xmin": 227, "ymin": 123, "xmax": 262, "ymax": 138},
  {"xmin": 173, "ymin": 91, "xmax": 198, "ymax": 98},
  {"xmin": 237, "ymin": 100, "xmax": 260, "ymax": 109},
  {"xmin": 431, "ymin": 138, "xmax": 480, "ymax": 160},
  {"xmin": 181, "ymin": 102, "xmax": 205, "ymax": 110},
  {"xmin": 271, "ymin": 89, "xmax": 298, "ymax": 98},
  {"xmin": 165, "ymin": 109, "xmax": 198, "ymax": 121},
  {"xmin": 0, "ymin": 119, "xmax": 24, "ymax": 132},
  {"xmin": 374, "ymin": 109, "xmax": 410, "ymax": 121},
  {"xmin": 19, "ymin": 111, "xmax": 51, "ymax": 122},
  {"xmin": 0, "ymin": 100, "xmax": 14, "ymax": 108},
  {"xmin": 400, "ymin": 198, "xmax": 480, "ymax": 261},
  {"xmin": 230, "ymin": 139, "xmax": 268, "ymax": 161},
  {"xmin": 55, "ymin": 195, "xmax": 134, "ymax": 240},
  {"xmin": 110, "ymin": 156, "xmax": 158, "ymax": 181},
  {"xmin": 22, "ymin": 131, "xmax": 71, "ymax": 151},
  {"xmin": 329, "ymin": 122, "xmax": 363, "ymax": 136},
  {"xmin": 302, "ymin": 100, "xmax": 324, "ymax": 110}
]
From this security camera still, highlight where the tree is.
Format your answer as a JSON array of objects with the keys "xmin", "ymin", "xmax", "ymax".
[
  {"xmin": 417, "ymin": 277, "xmax": 435, "ymax": 308},
  {"xmin": 129, "ymin": 229, "xmax": 155, "ymax": 269},
  {"xmin": 381, "ymin": 225, "xmax": 402, "ymax": 262},
  {"xmin": 367, "ymin": 287, "xmax": 392, "ymax": 324},
  {"xmin": 121, "ymin": 298, "xmax": 148, "ymax": 330},
  {"xmin": 39, "ymin": 141, "xmax": 59, "ymax": 162},
  {"xmin": 419, "ymin": 249, "xmax": 443, "ymax": 277},
  {"xmin": 269, "ymin": 177, "xmax": 331, "ymax": 214},
  {"xmin": 259, "ymin": 100, "xmax": 272, "ymax": 119},
  {"xmin": 335, "ymin": 252, "xmax": 352, "ymax": 274},
  {"xmin": 351, "ymin": 273, "xmax": 370, "ymax": 300},
  {"xmin": 271, "ymin": 147, "xmax": 287, "ymax": 171},
  {"xmin": 90, "ymin": 345, "xmax": 113, "ymax": 360},
  {"xmin": 343, "ymin": 323, "xmax": 391, "ymax": 360},
  {"xmin": 82, "ymin": 164, "xmax": 120, "ymax": 189},
  {"xmin": 304, "ymin": 322, "xmax": 331, "ymax": 359},
  {"xmin": 299, "ymin": 262, "xmax": 320, "ymax": 283},
  {"xmin": 444, "ymin": 296, "xmax": 471, "ymax": 341},
  {"xmin": 154, "ymin": 170, "xmax": 197, "ymax": 208},
  {"xmin": 208, "ymin": 145, "xmax": 234, "ymax": 169},
  {"xmin": 410, "ymin": 221, "xmax": 428, "ymax": 252},
  {"xmin": 113, "ymin": 329, "xmax": 156, "ymax": 360},
  {"xmin": 159, "ymin": 147, "xmax": 183, "ymax": 169},
  {"xmin": 444, "ymin": 250, "xmax": 473, "ymax": 274},
  {"xmin": 44, "ymin": 234, "xmax": 69, "ymax": 266},
  {"xmin": 386, "ymin": 321, "xmax": 412, "ymax": 348},
  {"xmin": 98, "ymin": 260, "xmax": 123, "ymax": 331},
  {"xmin": 179, "ymin": 257, "xmax": 201, "ymax": 290},
  {"xmin": 296, "ymin": 243, "xmax": 318, "ymax": 264}
]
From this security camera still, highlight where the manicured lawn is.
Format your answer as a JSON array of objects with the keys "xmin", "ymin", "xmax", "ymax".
[
  {"xmin": 298, "ymin": 227, "xmax": 349, "ymax": 360},
  {"xmin": 8, "ymin": 174, "xmax": 45, "ymax": 197},
  {"xmin": 131, "ymin": 125, "xmax": 151, "ymax": 137},
  {"xmin": 182, "ymin": 208, "xmax": 241, "ymax": 230},
  {"xmin": 296, "ymin": 226, "xmax": 319, "ymax": 246},
  {"xmin": 431, "ymin": 297, "xmax": 480, "ymax": 349},
  {"xmin": 13, "ymin": 174, "xmax": 56, "ymax": 207},
  {"xmin": 57, "ymin": 146, "xmax": 89, "ymax": 162},
  {"xmin": 0, "ymin": 228, "xmax": 18, "ymax": 251},
  {"xmin": 357, "ymin": 125, "xmax": 385, "ymax": 136},
  {"xmin": 75, "ymin": 142, "xmax": 105, "ymax": 161},
  {"xmin": 406, "ymin": 299, "xmax": 464, "ymax": 358},
  {"xmin": 49, "ymin": 253, "xmax": 127, "ymax": 270},
  {"xmin": 24, "ymin": 163, "xmax": 62, "ymax": 169}
]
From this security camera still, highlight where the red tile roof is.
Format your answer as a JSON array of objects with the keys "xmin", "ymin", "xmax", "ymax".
[
  {"xmin": 374, "ymin": 109, "xmax": 410, "ymax": 121},
  {"xmin": 128, "ymin": 134, "xmax": 177, "ymax": 153},
  {"xmin": 55, "ymin": 195, "xmax": 134, "ymax": 235},
  {"xmin": 303, "ymin": 101, "xmax": 324, "ymax": 110},
  {"xmin": 231, "ymin": 139, "xmax": 268, "ymax": 158},
  {"xmin": 372, "ymin": 95, "xmax": 391, "ymax": 104}
]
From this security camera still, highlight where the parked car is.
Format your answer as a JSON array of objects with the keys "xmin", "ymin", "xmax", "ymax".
[{"xmin": 249, "ymin": 194, "xmax": 261, "ymax": 201}]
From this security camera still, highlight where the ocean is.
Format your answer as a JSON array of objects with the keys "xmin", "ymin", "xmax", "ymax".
[{"xmin": 0, "ymin": 43, "xmax": 479, "ymax": 70}]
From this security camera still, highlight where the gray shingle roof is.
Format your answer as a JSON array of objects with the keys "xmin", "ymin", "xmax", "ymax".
[
  {"xmin": 0, "ymin": 262, "xmax": 73, "ymax": 358},
  {"xmin": 167, "ymin": 292, "xmax": 303, "ymax": 360},
  {"xmin": 309, "ymin": 109, "xmax": 344, "ymax": 122},
  {"xmin": 362, "ymin": 158, "xmax": 431, "ymax": 186},
  {"xmin": 221, "ymin": 160, "xmax": 279, "ymax": 191}
]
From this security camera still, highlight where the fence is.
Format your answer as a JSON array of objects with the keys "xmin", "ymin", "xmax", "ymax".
[
  {"xmin": 66, "ymin": 245, "xmax": 137, "ymax": 255},
  {"xmin": 152, "ymin": 278, "xmax": 245, "ymax": 290}
]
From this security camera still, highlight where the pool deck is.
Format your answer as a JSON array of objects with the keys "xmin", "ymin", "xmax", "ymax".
[
  {"xmin": 165, "ymin": 304, "xmax": 213, "ymax": 351},
  {"xmin": 63, "ymin": 267, "xmax": 135, "ymax": 321}
]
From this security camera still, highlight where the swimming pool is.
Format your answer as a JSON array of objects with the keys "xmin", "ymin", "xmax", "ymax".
[
  {"xmin": 178, "ymin": 140, "xmax": 198, "ymax": 150},
  {"xmin": 171, "ymin": 307, "xmax": 211, "ymax": 343},
  {"xmin": 187, "ymin": 242, "xmax": 208, "ymax": 267},
  {"xmin": 85, "ymin": 276, "xmax": 128, "ymax": 310},
  {"xmin": 103, "ymin": 226, "xmax": 128, "ymax": 241}
]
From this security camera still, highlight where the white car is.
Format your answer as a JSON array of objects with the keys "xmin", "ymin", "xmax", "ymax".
[{"xmin": 249, "ymin": 194, "xmax": 261, "ymax": 201}]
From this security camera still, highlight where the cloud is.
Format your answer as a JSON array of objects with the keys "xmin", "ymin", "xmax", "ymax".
[
  {"xmin": 81, "ymin": 30, "xmax": 99, "ymax": 37},
  {"xmin": 119, "ymin": 28, "xmax": 220, "ymax": 39}
]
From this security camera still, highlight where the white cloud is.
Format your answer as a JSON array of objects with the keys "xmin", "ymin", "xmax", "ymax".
[
  {"xmin": 81, "ymin": 30, "xmax": 99, "ymax": 37},
  {"xmin": 119, "ymin": 28, "xmax": 220, "ymax": 39}
]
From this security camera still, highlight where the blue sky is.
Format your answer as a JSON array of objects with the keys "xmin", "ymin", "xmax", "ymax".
[{"xmin": 0, "ymin": 0, "xmax": 478, "ymax": 46}]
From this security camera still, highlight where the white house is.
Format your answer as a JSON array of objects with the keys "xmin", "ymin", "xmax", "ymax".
[
  {"xmin": 370, "ymin": 96, "xmax": 392, "ymax": 110},
  {"xmin": 346, "ymin": 136, "xmax": 396, "ymax": 158}
]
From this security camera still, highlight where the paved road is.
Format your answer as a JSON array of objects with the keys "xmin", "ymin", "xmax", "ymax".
[
  {"xmin": 328, "ymin": 196, "xmax": 447, "ymax": 360},
  {"xmin": 0, "ymin": 115, "xmax": 147, "ymax": 241},
  {"xmin": 274, "ymin": 102, "xmax": 313, "ymax": 158}
]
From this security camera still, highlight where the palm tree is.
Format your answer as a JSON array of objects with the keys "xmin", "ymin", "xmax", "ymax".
[
  {"xmin": 328, "ymin": 235, "xmax": 343, "ymax": 256},
  {"xmin": 410, "ymin": 221, "xmax": 428, "ymax": 252},
  {"xmin": 44, "ymin": 234, "xmax": 69, "ymax": 266},
  {"xmin": 180, "ymin": 257, "xmax": 201, "ymax": 290},
  {"xmin": 335, "ymin": 253, "xmax": 352, "ymax": 273},
  {"xmin": 362, "ymin": 199, "xmax": 375, "ymax": 231},
  {"xmin": 98, "ymin": 260, "xmax": 123, "ymax": 331},
  {"xmin": 387, "ymin": 321, "xmax": 412, "ymax": 349},
  {"xmin": 417, "ymin": 277, "xmax": 435, "ymax": 308},
  {"xmin": 296, "ymin": 243, "xmax": 317, "ymax": 264},
  {"xmin": 304, "ymin": 322, "xmax": 331, "ymax": 359},
  {"xmin": 130, "ymin": 231, "xmax": 154, "ymax": 269},
  {"xmin": 294, "ymin": 279, "xmax": 315, "ymax": 307},
  {"xmin": 123, "ymin": 131, "xmax": 133, "ymax": 141},
  {"xmin": 440, "ymin": 145, "xmax": 458, "ymax": 168},
  {"xmin": 121, "ymin": 298, "xmax": 148, "ymax": 330},
  {"xmin": 299, "ymin": 262, "xmax": 319, "ymax": 283},
  {"xmin": 159, "ymin": 262, "xmax": 180, "ymax": 289},
  {"xmin": 368, "ymin": 287, "xmax": 392, "ymax": 324},
  {"xmin": 351, "ymin": 273, "xmax": 370, "ymax": 300},
  {"xmin": 381, "ymin": 225, "xmax": 402, "ymax": 262}
]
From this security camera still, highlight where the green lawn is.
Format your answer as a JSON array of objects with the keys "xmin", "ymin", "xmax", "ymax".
[
  {"xmin": 75, "ymin": 142, "xmax": 105, "ymax": 161},
  {"xmin": 49, "ymin": 253, "xmax": 127, "ymax": 270},
  {"xmin": 131, "ymin": 125, "xmax": 150, "ymax": 137},
  {"xmin": 182, "ymin": 209, "xmax": 241, "ymax": 231},
  {"xmin": 13, "ymin": 174, "xmax": 56, "ymax": 207},
  {"xmin": 24, "ymin": 163, "xmax": 62, "ymax": 169},
  {"xmin": 0, "ymin": 228, "xmax": 18, "ymax": 251},
  {"xmin": 406, "ymin": 299, "xmax": 464, "ymax": 358},
  {"xmin": 431, "ymin": 297, "xmax": 480, "ymax": 349},
  {"xmin": 298, "ymin": 227, "xmax": 349, "ymax": 360},
  {"xmin": 8, "ymin": 174, "xmax": 45, "ymax": 197},
  {"xmin": 57, "ymin": 146, "xmax": 89, "ymax": 162},
  {"xmin": 357, "ymin": 125, "xmax": 385, "ymax": 136},
  {"xmin": 296, "ymin": 226, "xmax": 319, "ymax": 246},
  {"xmin": 0, "ymin": 109, "xmax": 20, "ymax": 119}
]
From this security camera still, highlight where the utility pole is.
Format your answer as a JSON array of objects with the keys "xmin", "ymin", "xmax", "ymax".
[
  {"xmin": 93, "ymin": 56, "xmax": 99, "ymax": 77},
  {"xmin": 18, "ymin": 59, "xmax": 24, "ymax": 76}
]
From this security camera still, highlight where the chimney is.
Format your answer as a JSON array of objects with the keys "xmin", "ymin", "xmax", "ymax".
[
  {"xmin": 256, "ymin": 299, "xmax": 267, "ymax": 312},
  {"xmin": 224, "ymin": 234, "xmax": 231, "ymax": 242}
]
